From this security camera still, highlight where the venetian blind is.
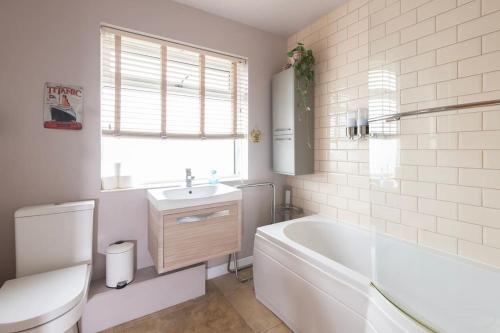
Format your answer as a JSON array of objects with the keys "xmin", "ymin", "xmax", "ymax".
[{"xmin": 101, "ymin": 27, "xmax": 248, "ymax": 139}]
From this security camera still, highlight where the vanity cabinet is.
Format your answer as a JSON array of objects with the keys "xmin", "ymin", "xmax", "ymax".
[
  {"xmin": 148, "ymin": 200, "xmax": 241, "ymax": 274},
  {"xmin": 272, "ymin": 67, "xmax": 314, "ymax": 175}
]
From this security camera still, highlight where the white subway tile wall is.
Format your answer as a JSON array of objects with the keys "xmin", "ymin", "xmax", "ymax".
[{"xmin": 287, "ymin": 0, "xmax": 500, "ymax": 268}]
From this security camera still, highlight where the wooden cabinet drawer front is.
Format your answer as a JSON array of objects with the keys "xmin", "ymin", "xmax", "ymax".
[{"xmin": 163, "ymin": 203, "xmax": 240, "ymax": 271}]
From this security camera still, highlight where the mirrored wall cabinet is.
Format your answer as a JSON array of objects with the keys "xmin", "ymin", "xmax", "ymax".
[{"xmin": 272, "ymin": 68, "xmax": 314, "ymax": 176}]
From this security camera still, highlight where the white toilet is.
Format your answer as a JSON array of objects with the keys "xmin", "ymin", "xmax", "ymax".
[{"xmin": 0, "ymin": 201, "xmax": 94, "ymax": 333}]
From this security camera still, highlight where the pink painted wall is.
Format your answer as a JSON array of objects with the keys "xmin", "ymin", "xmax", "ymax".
[{"xmin": 0, "ymin": 0, "xmax": 286, "ymax": 283}]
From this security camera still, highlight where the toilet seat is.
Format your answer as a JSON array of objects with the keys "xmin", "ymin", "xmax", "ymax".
[{"xmin": 0, "ymin": 264, "xmax": 90, "ymax": 333}]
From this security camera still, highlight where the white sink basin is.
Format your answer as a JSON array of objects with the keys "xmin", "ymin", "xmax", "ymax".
[{"xmin": 147, "ymin": 183, "xmax": 242, "ymax": 211}]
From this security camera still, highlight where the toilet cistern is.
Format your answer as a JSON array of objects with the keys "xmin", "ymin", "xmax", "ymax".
[{"xmin": 185, "ymin": 168, "xmax": 195, "ymax": 187}]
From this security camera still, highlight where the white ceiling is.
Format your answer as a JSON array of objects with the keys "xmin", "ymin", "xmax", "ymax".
[{"xmin": 172, "ymin": 0, "xmax": 347, "ymax": 36}]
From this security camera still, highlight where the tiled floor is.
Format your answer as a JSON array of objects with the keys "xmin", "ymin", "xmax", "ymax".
[{"xmin": 101, "ymin": 269, "xmax": 291, "ymax": 333}]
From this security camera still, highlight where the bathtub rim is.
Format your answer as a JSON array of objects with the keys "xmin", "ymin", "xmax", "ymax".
[
  {"xmin": 258, "ymin": 214, "xmax": 500, "ymax": 276},
  {"xmin": 257, "ymin": 215, "xmax": 371, "ymax": 287}
]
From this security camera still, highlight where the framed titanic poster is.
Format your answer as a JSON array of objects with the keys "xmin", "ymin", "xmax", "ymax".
[{"xmin": 43, "ymin": 83, "xmax": 83, "ymax": 130}]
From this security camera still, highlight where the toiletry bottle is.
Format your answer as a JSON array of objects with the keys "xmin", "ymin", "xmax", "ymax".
[{"xmin": 209, "ymin": 170, "xmax": 219, "ymax": 184}]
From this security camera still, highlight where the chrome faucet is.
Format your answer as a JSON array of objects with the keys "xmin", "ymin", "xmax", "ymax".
[{"xmin": 185, "ymin": 168, "xmax": 195, "ymax": 187}]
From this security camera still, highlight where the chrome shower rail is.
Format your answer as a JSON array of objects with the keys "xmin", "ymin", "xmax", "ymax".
[
  {"xmin": 368, "ymin": 99, "xmax": 500, "ymax": 123},
  {"xmin": 227, "ymin": 182, "xmax": 276, "ymax": 282}
]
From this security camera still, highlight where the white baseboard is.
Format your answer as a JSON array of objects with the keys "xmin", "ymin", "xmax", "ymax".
[{"xmin": 206, "ymin": 255, "xmax": 253, "ymax": 280}]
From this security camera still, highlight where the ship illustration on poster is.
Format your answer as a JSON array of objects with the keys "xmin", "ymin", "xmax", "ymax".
[{"xmin": 43, "ymin": 83, "xmax": 83, "ymax": 130}]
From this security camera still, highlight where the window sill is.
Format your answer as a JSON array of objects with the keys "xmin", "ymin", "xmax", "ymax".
[{"xmin": 100, "ymin": 177, "xmax": 247, "ymax": 193}]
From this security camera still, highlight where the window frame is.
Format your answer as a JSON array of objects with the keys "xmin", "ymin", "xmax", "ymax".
[{"xmin": 100, "ymin": 25, "xmax": 249, "ymax": 185}]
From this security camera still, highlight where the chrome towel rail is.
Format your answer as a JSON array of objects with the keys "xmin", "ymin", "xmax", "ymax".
[
  {"xmin": 235, "ymin": 182, "xmax": 276, "ymax": 224},
  {"xmin": 227, "ymin": 182, "xmax": 276, "ymax": 282},
  {"xmin": 368, "ymin": 99, "xmax": 500, "ymax": 123}
]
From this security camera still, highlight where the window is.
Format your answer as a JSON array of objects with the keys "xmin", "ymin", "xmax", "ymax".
[{"xmin": 100, "ymin": 27, "xmax": 248, "ymax": 185}]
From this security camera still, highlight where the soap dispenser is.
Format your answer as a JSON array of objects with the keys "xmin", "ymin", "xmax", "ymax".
[{"xmin": 209, "ymin": 170, "xmax": 219, "ymax": 184}]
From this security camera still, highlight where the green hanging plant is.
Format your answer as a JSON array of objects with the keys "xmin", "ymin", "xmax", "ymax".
[
  {"xmin": 287, "ymin": 42, "xmax": 315, "ymax": 118},
  {"xmin": 287, "ymin": 42, "xmax": 315, "ymax": 148}
]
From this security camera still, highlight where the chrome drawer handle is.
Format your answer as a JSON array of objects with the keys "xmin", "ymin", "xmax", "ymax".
[
  {"xmin": 274, "ymin": 128, "xmax": 292, "ymax": 132},
  {"xmin": 176, "ymin": 209, "xmax": 230, "ymax": 224},
  {"xmin": 275, "ymin": 137, "xmax": 292, "ymax": 141}
]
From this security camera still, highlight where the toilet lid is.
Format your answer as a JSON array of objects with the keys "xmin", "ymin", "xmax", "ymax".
[{"xmin": 0, "ymin": 264, "xmax": 89, "ymax": 333}]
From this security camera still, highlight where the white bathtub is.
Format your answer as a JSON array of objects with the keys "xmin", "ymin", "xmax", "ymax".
[{"xmin": 253, "ymin": 215, "xmax": 500, "ymax": 333}]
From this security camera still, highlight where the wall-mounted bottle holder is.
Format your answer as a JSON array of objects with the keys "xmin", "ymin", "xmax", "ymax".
[
  {"xmin": 346, "ymin": 108, "xmax": 369, "ymax": 140},
  {"xmin": 346, "ymin": 126, "xmax": 357, "ymax": 139},
  {"xmin": 358, "ymin": 124, "xmax": 369, "ymax": 138}
]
